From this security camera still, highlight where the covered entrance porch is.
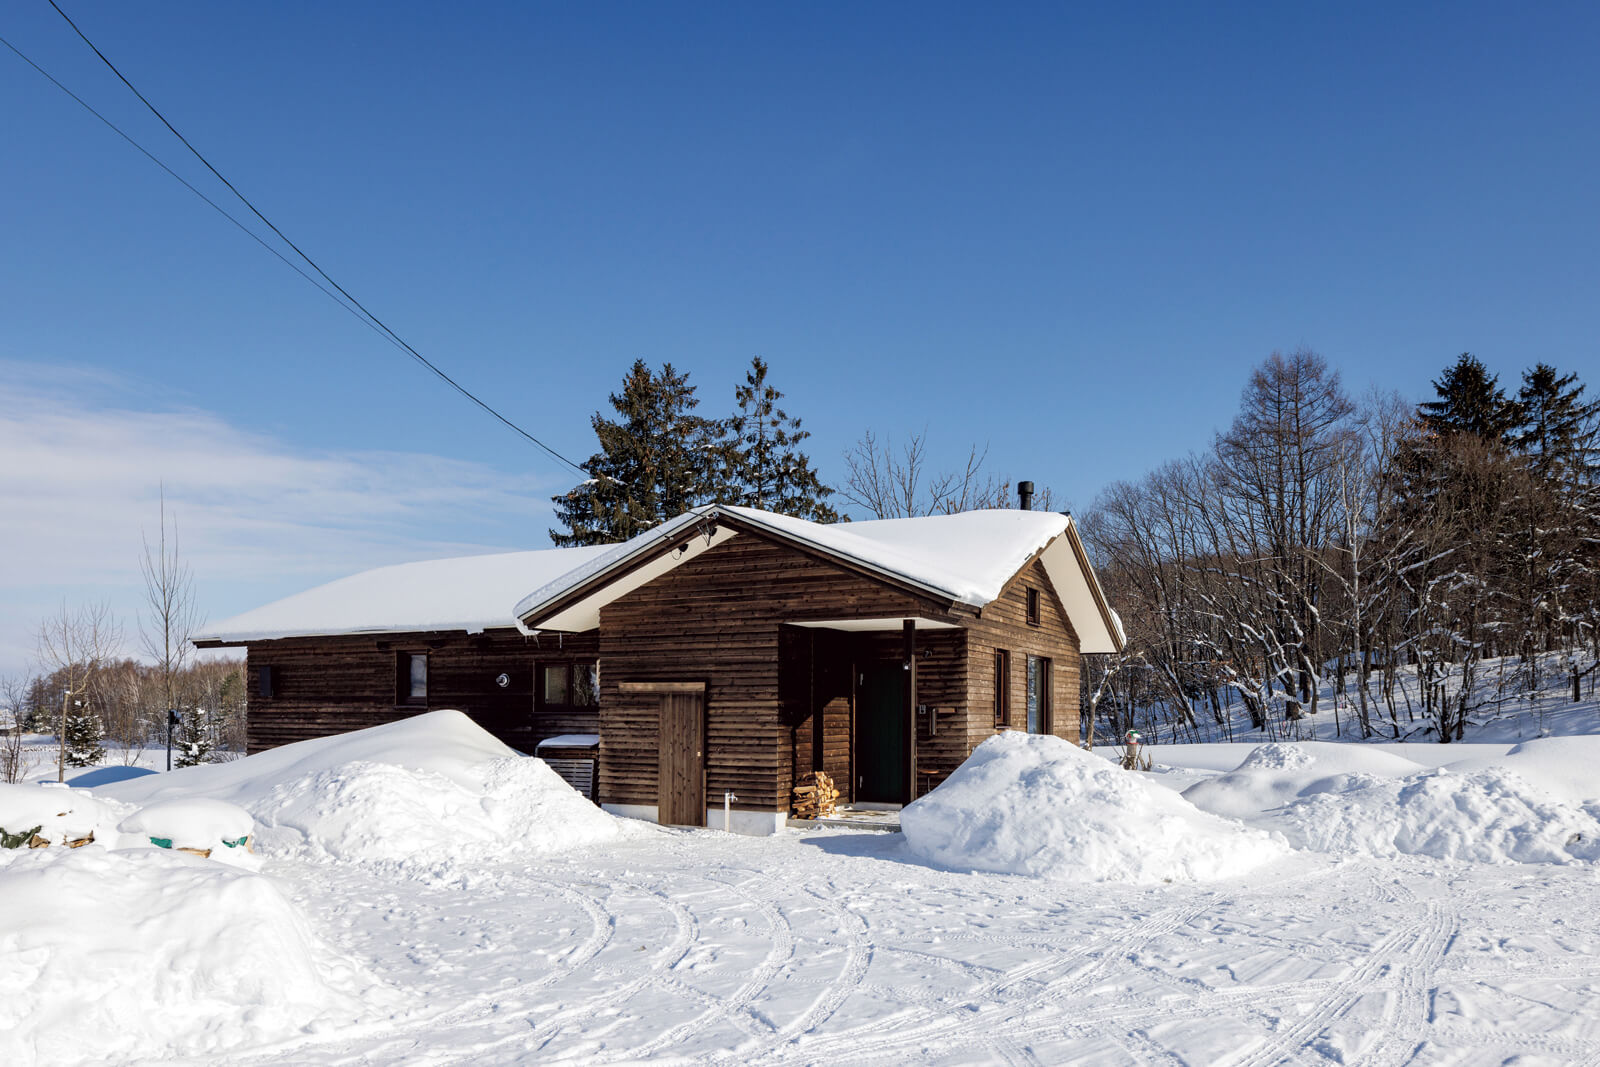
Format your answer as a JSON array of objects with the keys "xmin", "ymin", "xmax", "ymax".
[{"xmin": 778, "ymin": 616, "xmax": 968, "ymax": 815}]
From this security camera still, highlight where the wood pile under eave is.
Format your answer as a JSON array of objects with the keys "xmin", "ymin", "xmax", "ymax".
[{"xmin": 792, "ymin": 771, "xmax": 840, "ymax": 819}]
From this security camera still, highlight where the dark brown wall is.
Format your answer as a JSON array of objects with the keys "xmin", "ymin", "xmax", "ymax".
[
  {"xmin": 965, "ymin": 555, "xmax": 1082, "ymax": 751},
  {"xmin": 596, "ymin": 532, "xmax": 953, "ymax": 813},
  {"xmin": 243, "ymin": 628, "xmax": 600, "ymax": 754}
]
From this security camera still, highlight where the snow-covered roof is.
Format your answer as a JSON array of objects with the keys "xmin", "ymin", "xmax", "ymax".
[
  {"xmin": 196, "ymin": 545, "xmax": 610, "ymax": 644},
  {"xmin": 515, "ymin": 505, "xmax": 1126, "ymax": 652}
]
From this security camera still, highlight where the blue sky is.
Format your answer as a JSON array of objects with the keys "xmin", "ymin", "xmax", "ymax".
[{"xmin": 3, "ymin": 2, "xmax": 1598, "ymax": 675}]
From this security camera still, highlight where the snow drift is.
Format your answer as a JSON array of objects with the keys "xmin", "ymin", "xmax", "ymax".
[
  {"xmin": 0, "ymin": 846, "xmax": 381, "ymax": 1065},
  {"xmin": 0, "ymin": 783, "xmax": 130, "ymax": 848},
  {"xmin": 101, "ymin": 710, "xmax": 628, "ymax": 869},
  {"xmin": 1184, "ymin": 743, "xmax": 1600, "ymax": 865},
  {"xmin": 900, "ymin": 732, "xmax": 1288, "ymax": 883}
]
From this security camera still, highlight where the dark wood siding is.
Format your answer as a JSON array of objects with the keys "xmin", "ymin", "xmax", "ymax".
[
  {"xmin": 243, "ymin": 628, "xmax": 600, "ymax": 754},
  {"xmin": 596, "ymin": 532, "xmax": 955, "ymax": 813},
  {"xmin": 965, "ymin": 556, "xmax": 1081, "ymax": 750}
]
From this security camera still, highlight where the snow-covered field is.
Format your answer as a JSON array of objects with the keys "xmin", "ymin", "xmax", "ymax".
[{"xmin": 4, "ymin": 713, "xmax": 1600, "ymax": 1065}]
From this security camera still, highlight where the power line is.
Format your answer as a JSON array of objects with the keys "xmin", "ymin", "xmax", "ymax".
[{"xmin": 18, "ymin": 3, "xmax": 593, "ymax": 477}]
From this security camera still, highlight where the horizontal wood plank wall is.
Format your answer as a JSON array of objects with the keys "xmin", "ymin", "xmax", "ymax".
[
  {"xmin": 965, "ymin": 556, "xmax": 1082, "ymax": 753},
  {"xmin": 598, "ymin": 534, "xmax": 954, "ymax": 813},
  {"xmin": 243, "ymin": 629, "xmax": 601, "ymax": 754}
]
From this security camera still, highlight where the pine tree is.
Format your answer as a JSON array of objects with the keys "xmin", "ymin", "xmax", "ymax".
[
  {"xmin": 720, "ymin": 357, "xmax": 838, "ymax": 522},
  {"xmin": 1420, "ymin": 353, "xmax": 1521, "ymax": 443},
  {"xmin": 63, "ymin": 712, "xmax": 105, "ymax": 767},
  {"xmin": 550, "ymin": 360, "xmax": 720, "ymax": 546},
  {"xmin": 1516, "ymin": 363, "xmax": 1600, "ymax": 483},
  {"xmin": 175, "ymin": 707, "xmax": 213, "ymax": 767}
]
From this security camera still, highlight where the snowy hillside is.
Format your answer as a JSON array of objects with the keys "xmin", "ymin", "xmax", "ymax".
[{"xmin": 1090, "ymin": 649, "xmax": 1600, "ymax": 747}]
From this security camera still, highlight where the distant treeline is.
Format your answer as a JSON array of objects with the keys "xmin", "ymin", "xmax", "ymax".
[
  {"xmin": 1081, "ymin": 351, "xmax": 1600, "ymax": 744},
  {"xmin": 8, "ymin": 658, "xmax": 245, "ymax": 764}
]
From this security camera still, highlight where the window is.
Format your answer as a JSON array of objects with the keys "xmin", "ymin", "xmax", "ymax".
[
  {"xmin": 539, "ymin": 661, "xmax": 598, "ymax": 712},
  {"xmin": 1025, "ymin": 587, "xmax": 1041, "ymax": 626},
  {"xmin": 256, "ymin": 665, "xmax": 275, "ymax": 700},
  {"xmin": 397, "ymin": 652, "xmax": 427, "ymax": 705},
  {"xmin": 994, "ymin": 649, "xmax": 1010, "ymax": 728},
  {"xmin": 1025, "ymin": 655, "xmax": 1051, "ymax": 734}
]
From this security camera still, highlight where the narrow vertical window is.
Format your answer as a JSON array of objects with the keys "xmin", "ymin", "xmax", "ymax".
[
  {"xmin": 1026, "ymin": 587, "xmax": 1041, "ymax": 626},
  {"xmin": 257, "ymin": 664, "xmax": 275, "ymax": 700},
  {"xmin": 1025, "ymin": 654, "xmax": 1051, "ymax": 734},
  {"xmin": 398, "ymin": 652, "xmax": 427, "ymax": 704},
  {"xmin": 994, "ymin": 649, "xmax": 1010, "ymax": 728}
]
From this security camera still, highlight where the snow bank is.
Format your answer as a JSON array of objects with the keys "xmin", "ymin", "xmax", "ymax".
[
  {"xmin": 0, "ymin": 846, "xmax": 381, "ymax": 1065},
  {"xmin": 1272, "ymin": 767, "xmax": 1600, "ymax": 865},
  {"xmin": 255, "ymin": 755, "xmax": 621, "ymax": 867},
  {"xmin": 900, "ymin": 732, "xmax": 1288, "ymax": 883},
  {"xmin": 101, "ymin": 711, "xmax": 628, "ymax": 870},
  {"xmin": 1181, "ymin": 742, "xmax": 1430, "ymax": 820},
  {"xmin": 1182, "ymin": 743, "xmax": 1600, "ymax": 866},
  {"xmin": 0, "ymin": 783, "xmax": 130, "ymax": 848}
]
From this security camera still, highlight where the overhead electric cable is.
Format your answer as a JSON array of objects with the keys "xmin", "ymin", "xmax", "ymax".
[
  {"xmin": 0, "ymin": 33, "xmax": 392, "ymax": 346},
  {"xmin": 28, "ymin": 2, "xmax": 594, "ymax": 478}
]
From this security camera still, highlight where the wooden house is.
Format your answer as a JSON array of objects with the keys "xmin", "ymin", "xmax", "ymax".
[{"xmin": 197, "ymin": 504, "xmax": 1122, "ymax": 834}]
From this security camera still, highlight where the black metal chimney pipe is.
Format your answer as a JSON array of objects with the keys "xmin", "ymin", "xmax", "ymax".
[{"xmin": 1017, "ymin": 480, "xmax": 1034, "ymax": 511}]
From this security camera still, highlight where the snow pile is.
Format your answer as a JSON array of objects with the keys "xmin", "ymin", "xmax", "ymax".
[
  {"xmin": 0, "ymin": 783, "xmax": 130, "ymax": 848},
  {"xmin": 900, "ymin": 732, "xmax": 1288, "ymax": 883},
  {"xmin": 103, "ymin": 711, "xmax": 628, "ymax": 870},
  {"xmin": 1181, "ymin": 742, "xmax": 1429, "ymax": 820},
  {"xmin": 1271, "ymin": 767, "xmax": 1600, "ymax": 865},
  {"xmin": 0, "ymin": 846, "xmax": 381, "ymax": 1065},
  {"xmin": 1181, "ymin": 742, "xmax": 1600, "ymax": 865},
  {"xmin": 255, "ymin": 755, "xmax": 621, "ymax": 867},
  {"xmin": 119, "ymin": 799, "xmax": 258, "ymax": 869}
]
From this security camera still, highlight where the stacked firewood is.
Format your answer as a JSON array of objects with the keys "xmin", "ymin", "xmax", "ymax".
[{"xmin": 791, "ymin": 771, "xmax": 840, "ymax": 819}]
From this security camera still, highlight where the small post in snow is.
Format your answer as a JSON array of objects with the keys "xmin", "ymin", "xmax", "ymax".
[
  {"xmin": 166, "ymin": 709, "xmax": 180, "ymax": 772},
  {"xmin": 724, "ymin": 792, "xmax": 738, "ymax": 833}
]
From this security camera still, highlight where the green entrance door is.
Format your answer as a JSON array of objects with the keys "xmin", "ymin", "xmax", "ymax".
[{"xmin": 856, "ymin": 664, "xmax": 906, "ymax": 803}]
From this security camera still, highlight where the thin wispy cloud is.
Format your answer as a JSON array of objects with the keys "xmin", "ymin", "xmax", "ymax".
[{"xmin": 0, "ymin": 360, "xmax": 565, "ymax": 676}]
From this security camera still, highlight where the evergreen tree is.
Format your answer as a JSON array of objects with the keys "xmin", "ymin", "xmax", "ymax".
[
  {"xmin": 175, "ymin": 707, "xmax": 213, "ymax": 767},
  {"xmin": 720, "ymin": 357, "xmax": 838, "ymax": 522},
  {"xmin": 63, "ymin": 711, "xmax": 104, "ymax": 767},
  {"xmin": 1516, "ymin": 363, "xmax": 1600, "ymax": 482},
  {"xmin": 550, "ymin": 360, "xmax": 720, "ymax": 546},
  {"xmin": 1419, "ymin": 353, "xmax": 1521, "ymax": 443}
]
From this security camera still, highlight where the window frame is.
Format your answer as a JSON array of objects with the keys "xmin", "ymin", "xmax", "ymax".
[
  {"xmin": 536, "ymin": 660, "xmax": 599, "ymax": 714},
  {"xmin": 1025, "ymin": 654, "xmax": 1052, "ymax": 735},
  {"xmin": 256, "ymin": 664, "xmax": 275, "ymax": 700},
  {"xmin": 396, "ymin": 651, "xmax": 428, "ymax": 706},
  {"xmin": 994, "ymin": 649, "xmax": 1010, "ymax": 728},
  {"xmin": 1025, "ymin": 587, "xmax": 1042, "ymax": 626}
]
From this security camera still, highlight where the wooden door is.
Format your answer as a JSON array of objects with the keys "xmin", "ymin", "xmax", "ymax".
[
  {"xmin": 658, "ymin": 691, "xmax": 705, "ymax": 826},
  {"xmin": 855, "ymin": 664, "xmax": 906, "ymax": 803}
]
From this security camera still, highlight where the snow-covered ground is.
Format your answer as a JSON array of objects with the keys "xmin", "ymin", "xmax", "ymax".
[
  {"xmin": 1100, "ymin": 650, "xmax": 1600, "ymax": 747},
  {"xmin": 5, "ymin": 712, "xmax": 1600, "ymax": 1064}
]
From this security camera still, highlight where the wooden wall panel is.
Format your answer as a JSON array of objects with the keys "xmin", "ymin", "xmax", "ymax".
[
  {"xmin": 598, "ymin": 533, "xmax": 954, "ymax": 813},
  {"xmin": 243, "ymin": 629, "xmax": 601, "ymax": 755},
  {"xmin": 964, "ymin": 556, "xmax": 1082, "ymax": 751}
]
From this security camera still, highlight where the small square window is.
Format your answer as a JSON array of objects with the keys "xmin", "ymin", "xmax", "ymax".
[
  {"xmin": 538, "ymin": 661, "xmax": 599, "ymax": 711},
  {"xmin": 1026, "ymin": 587, "xmax": 1041, "ymax": 626}
]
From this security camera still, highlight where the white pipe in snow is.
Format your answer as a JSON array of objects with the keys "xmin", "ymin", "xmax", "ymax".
[{"xmin": 724, "ymin": 792, "xmax": 739, "ymax": 832}]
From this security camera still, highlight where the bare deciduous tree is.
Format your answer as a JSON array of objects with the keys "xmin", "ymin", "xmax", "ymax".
[
  {"xmin": 841, "ymin": 430, "xmax": 1059, "ymax": 518},
  {"xmin": 35, "ymin": 601, "xmax": 123, "ymax": 782}
]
